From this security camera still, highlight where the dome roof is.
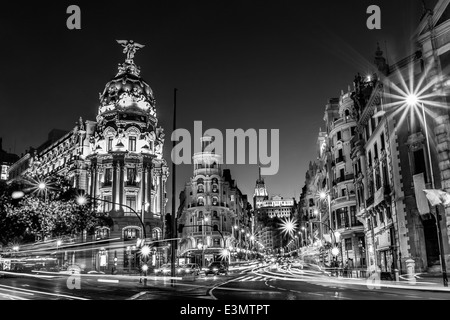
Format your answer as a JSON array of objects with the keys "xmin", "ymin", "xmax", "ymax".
[{"xmin": 98, "ymin": 41, "xmax": 156, "ymax": 116}]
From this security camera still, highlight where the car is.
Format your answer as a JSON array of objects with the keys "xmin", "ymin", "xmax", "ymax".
[
  {"xmin": 154, "ymin": 263, "xmax": 173, "ymax": 276},
  {"xmin": 205, "ymin": 261, "xmax": 228, "ymax": 276},
  {"xmin": 181, "ymin": 263, "xmax": 201, "ymax": 276}
]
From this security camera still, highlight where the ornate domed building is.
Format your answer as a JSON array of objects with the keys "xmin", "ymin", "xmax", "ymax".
[{"xmin": 8, "ymin": 40, "xmax": 170, "ymax": 273}]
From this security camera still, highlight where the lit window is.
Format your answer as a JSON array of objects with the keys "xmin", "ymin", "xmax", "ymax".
[
  {"xmin": 129, "ymin": 136, "xmax": 136, "ymax": 152},
  {"xmin": 124, "ymin": 228, "xmax": 139, "ymax": 240},
  {"xmin": 126, "ymin": 195, "xmax": 137, "ymax": 212},
  {"xmin": 107, "ymin": 137, "xmax": 113, "ymax": 151}
]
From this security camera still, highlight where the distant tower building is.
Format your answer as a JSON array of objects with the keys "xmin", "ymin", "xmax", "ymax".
[{"xmin": 253, "ymin": 166, "xmax": 269, "ymax": 210}]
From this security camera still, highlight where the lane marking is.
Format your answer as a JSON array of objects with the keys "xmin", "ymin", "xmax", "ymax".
[
  {"xmin": 98, "ymin": 279, "xmax": 119, "ymax": 283},
  {"xmin": 0, "ymin": 287, "xmax": 35, "ymax": 296},
  {"xmin": 0, "ymin": 284, "xmax": 89, "ymax": 300},
  {"xmin": 128, "ymin": 292, "xmax": 147, "ymax": 300}
]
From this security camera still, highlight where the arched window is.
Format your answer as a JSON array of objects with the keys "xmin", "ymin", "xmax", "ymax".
[
  {"xmin": 213, "ymin": 224, "xmax": 219, "ymax": 231},
  {"xmin": 95, "ymin": 227, "xmax": 110, "ymax": 240},
  {"xmin": 345, "ymin": 109, "xmax": 350, "ymax": 120},
  {"xmin": 152, "ymin": 228, "xmax": 162, "ymax": 241},
  {"xmin": 213, "ymin": 210, "xmax": 218, "ymax": 218},
  {"xmin": 197, "ymin": 197, "xmax": 204, "ymax": 206},
  {"xmin": 123, "ymin": 227, "xmax": 140, "ymax": 240},
  {"xmin": 212, "ymin": 197, "xmax": 218, "ymax": 206},
  {"xmin": 197, "ymin": 184, "xmax": 204, "ymax": 193},
  {"xmin": 212, "ymin": 178, "xmax": 218, "ymax": 184}
]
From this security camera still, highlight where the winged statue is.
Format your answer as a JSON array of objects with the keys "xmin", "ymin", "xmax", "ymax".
[{"xmin": 116, "ymin": 40, "xmax": 145, "ymax": 61}]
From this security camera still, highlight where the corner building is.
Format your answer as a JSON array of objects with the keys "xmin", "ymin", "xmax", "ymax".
[{"xmin": 8, "ymin": 42, "xmax": 169, "ymax": 272}]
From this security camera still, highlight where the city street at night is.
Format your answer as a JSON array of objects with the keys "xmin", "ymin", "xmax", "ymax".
[{"xmin": 1, "ymin": 1, "xmax": 450, "ymax": 314}]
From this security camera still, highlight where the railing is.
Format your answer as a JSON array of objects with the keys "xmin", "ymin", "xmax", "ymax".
[{"xmin": 125, "ymin": 181, "xmax": 138, "ymax": 187}]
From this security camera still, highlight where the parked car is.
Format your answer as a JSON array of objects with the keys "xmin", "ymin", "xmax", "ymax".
[
  {"xmin": 205, "ymin": 261, "xmax": 228, "ymax": 276},
  {"xmin": 181, "ymin": 263, "xmax": 201, "ymax": 276}
]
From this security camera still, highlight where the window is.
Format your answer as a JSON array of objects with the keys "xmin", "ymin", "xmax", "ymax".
[
  {"xmin": 371, "ymin": 117, "xmax": 376, "ymax": 135},
  {"xmin": 413, "ymin": 149, "xmax": 427, "ymax": 182},
  {"xmin": 212, "ymin": 197, "xmax": 219, "ymax": 206},
  {"xmin": 124, "ymin": 228, "xmax": 139, "ymax": 240},
  {"xmin": 368, "ymin": 151, "xmax": 372, "ymax": 167},
  {"xmin": 382, "ymin": 163, "xmax": 388, "ymax": 187},
  {"xmin": 213, "ymin": 238, "xmax": 221, "ymax": 247},
  {"xmin": 380, "ymin": 132, "xmax": 385, "ymax": 151},
  {"xmin": 350, "ymin": 206, "xmax": 357, "ymax": 226},
  {"xmin": 152, "ymin": 228, "xmax": 162, "ymax": 240},
  {"xmin": 213, "ymin": 211, "xmax": 218, "ymax": 218},
  {"xmin": 126, "ymin": 195, "xmax": 137, "ymax": 212},
  {"xmin": 342, "ymin": 207, "xmax": 349, "ymax": 227},
  {"xmin": 107, "ymin": 137, "xmax": 113, "ymax": 151},
  {"xmin": 103, "ymin": 195, "xmax": 112, "ymax": 212},
  {"xmin": 379, "ymin": 210, "xmax": 385, "ymax": 224},
  {"xmin": 351, "ymin": 126, "xmax": 356, "ymax": 136},
  {"xmin": 213, "ymin": 224, "xmax": 219, "ymax": 231},
  {"xmin": 95, "ymin": 228, "xmax": 109, "ymax": 240},
  {"xmin": 129, "ymin": 136, "xmax": 136, "ymax": 152},
  {"xmin": 104, "ymin": 168, "xmax": 112, "ymax": 186},
  {"xmin": 197, "ymin": 184, "xmax": 204, "ymax": 193},
  {"xmin": 337, "ymin": 131, "xmax": 342, "ymax": 141},
  {"xmin": 127, "ymin": 168, "xmax": 136, "ymax": 185},
  {"xmin": 345, "ymin": 109, "xmax": 350, "ymax": 119},
  {"xmin": 386, "ymin": 206, "xmax": 392, "ymax": 220},
  {"xmin": 374, "ymin": 143, "xmax": 378, "ymax": 160},
  {"xmin": 197, "ymin": 197, "xmax": 204, "ymax": 206},
  {"xmin": 375, "ymin": 169, "xmax": 381, "ymax": 190},
  {"xmin": 340, "ymin": 168, "xmax": 345, "ymax": 180},
  {"xmin": 341, "ymin": 188, "xmax": 346, "ymax": 197},
  {"xmin": 345, "ymin": 238, "xmax": 352, "ymax": 251}
]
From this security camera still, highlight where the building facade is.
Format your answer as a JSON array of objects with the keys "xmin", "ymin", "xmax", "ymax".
[
  {"xmin": 177, "ymin": 137, "xmax": 249, "ymax": 266},
  {"xmin": 0, "ymin": 138, "xmax": 19, "ymax": 181}
]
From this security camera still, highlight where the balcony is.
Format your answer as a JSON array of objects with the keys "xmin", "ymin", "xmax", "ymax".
[
  {"xmin": 125, "ymin": 181, "xmax": 139, "ymax": 187},
  {"xmin": 334, "ymin": 174, "xmax": 354, "ymax": 185},
  {"xmin": 336, "ymin": 156, "xmax": 345, "ymax": 164}
]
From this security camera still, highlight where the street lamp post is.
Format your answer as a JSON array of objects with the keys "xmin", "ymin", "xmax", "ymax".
[{"xmin": 407, "ymin": 95, "xmax": 448, "ymax": 287}]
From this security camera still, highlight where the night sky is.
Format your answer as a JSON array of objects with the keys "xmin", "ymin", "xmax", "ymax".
[{"xmin": 0, "ymin": 1, "xmax": 426, "ymax": 211}]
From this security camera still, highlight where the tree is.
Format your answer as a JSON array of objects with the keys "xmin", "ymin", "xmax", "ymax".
[{"xmin": 0, "ymin": 174, "xmax": 112, "ymax": 244}]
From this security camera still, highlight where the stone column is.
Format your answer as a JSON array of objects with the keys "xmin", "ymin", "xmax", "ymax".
[
  {"xmin": 119, "ymin": 162, "xmax": 125, "ymax": 208},
  {"xmin": 112, "ymin": 162, "xmax": 118, "ymax": 211}
]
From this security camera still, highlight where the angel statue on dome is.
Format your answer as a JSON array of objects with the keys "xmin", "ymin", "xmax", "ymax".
[{"xmin": 116, "ymin": 40, "xmax": 145, "ymax": 61}]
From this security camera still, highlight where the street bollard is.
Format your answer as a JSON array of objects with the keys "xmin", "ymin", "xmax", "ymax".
[
  {"xmin": 394, "ymin": 269, "xmax": 399, "ymax": 282},
  {"xmin": 405, "ymin": 259, "xmax": 416, "ymax": 284}
]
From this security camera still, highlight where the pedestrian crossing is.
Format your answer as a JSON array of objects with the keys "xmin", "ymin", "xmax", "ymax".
[{"xmin": 233, "ymin": 275, "xmax": 272, "ymax": 282}]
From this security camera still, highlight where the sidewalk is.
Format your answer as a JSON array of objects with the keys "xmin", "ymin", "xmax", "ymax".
[{"xmin": 326, "ymin": 270, "xmax": 450, "ymax": 292}]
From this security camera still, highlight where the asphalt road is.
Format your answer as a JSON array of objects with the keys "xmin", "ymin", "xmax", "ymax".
[{"xmin": 1, "ymin": 264, "xmax": 449, "ymax": 300}]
